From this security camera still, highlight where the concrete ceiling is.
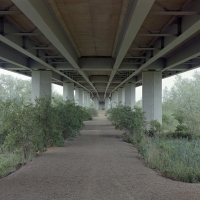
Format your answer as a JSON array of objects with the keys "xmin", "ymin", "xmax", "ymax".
[{"xmin": 0, "ymin": 0, "xmax": 199, "ymax": 100}]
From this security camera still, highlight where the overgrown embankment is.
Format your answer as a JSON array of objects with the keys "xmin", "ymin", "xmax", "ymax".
[
  {"xmin": 0, "ymin": 97, "xmax": 97, "ymax": 178},
  {"xmin": 107, "ymin": 104, "xmax": 200, "ymax": 183}
]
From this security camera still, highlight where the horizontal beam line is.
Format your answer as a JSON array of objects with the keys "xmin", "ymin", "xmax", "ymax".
[{"xmin": 149, "ymin": 11, "xmax": 200, "ymax": 15}]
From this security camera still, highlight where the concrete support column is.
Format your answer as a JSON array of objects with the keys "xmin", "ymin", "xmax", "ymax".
[
  {"xmin": 83, "ymin": 90, "xmax": 88, "ymax": 107},
  {"xmin": 142, "ymin": 72, "xmax": 162, "ymax": 124},
  {"xmin": 122, "ymin": 87, "xmax": 125, "ymax": 105},
  {"xmin": 32, "ymin": 70, "xmax": 52, "ymax": 102},
  {"xmin": 87, "ymin": 92, "xmax": 90, "ymax": 107},
  {"xmin": 63, "ymin": 82, "xmax": 74, "ymax": 101},
  {"xmin": 94, "ymin": 97, "xmax": 99, "ymax": 110},
  {"xmin": 78, "ymin": 88, "xmax": 83, "ymax": 106},
  {"xmin": 112, "ymin": 91, "xmax": 118, "ymax": 107},
  {"xmin": 75, "ymin": 87, "xmax": 79, "ymax": 105},
  {"xmin": 118, "ymin": 88, "xmax": 122, "ymax": 104},
  {"xmin": 125, "ymin": 83, "xmax": 135, "ymax": 108},
  {"xmin": 105, "ymin": 97, "xmax": 110, "ymax": 110}
]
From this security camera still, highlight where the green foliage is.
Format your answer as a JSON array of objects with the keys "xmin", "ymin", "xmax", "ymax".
[
  {"xmin": 163, "ymin": 72, "xmax": 200, "ymax": 135},
  {"xmin": 166, "ymin": 123, "xmax": 192, "ymax": 140},
  {"xmin": 138, "ymin": 137, "xmax": 200, "ymax": 182},
  {"xmin": 33, "ymin": 97, "xmax": 64, "ymax": 148},
  {"xmin": 147, "ymin": 120, "xmax": 162, "ymax": 137},
  {"xmin": 107, "ymin": 104, "xmax": 146, "ymax": 140},
  {"xmin": 87, "ymin": 107, "xmax": 98, "ymax": 117},
  {"xmin": 0, "ymin": 153, "xmax": 23, "ymax": 177},
  {"xmin": 135, "ymin": 99, "xmax": 142, "ymax": 108},
  {"xmin": 0, "ymin": 75, "xmax": 31, "ymax": 104},
  {"xmin": 2, "ymin": 103, "xmax": 40, "ymax": 160},
  {"xmin": 122, "ymin": 134, "xmax": 134, "ymax": 144},
  {"xmin": 162, "ymin": 110, "xmax": 178, "ymax": 133},
  {"xmin": 53, "ymin": 99, "xmax": 91, "ymax": 139},
  {"xmin": 0, "ymin": 97, "xmax": 91, "ymax": 162}
]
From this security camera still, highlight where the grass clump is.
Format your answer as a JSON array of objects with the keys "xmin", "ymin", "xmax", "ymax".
[
  {"xmin": 107, "ymin": 104, "xmax": 200, "ymax": 183},
  {"xmin": 0, "ymin": 153, "xmax": 23, "ymax": 178},
  {"xmin": 139, "ymin": 138, "xmax": 200, "ymax": 182}
]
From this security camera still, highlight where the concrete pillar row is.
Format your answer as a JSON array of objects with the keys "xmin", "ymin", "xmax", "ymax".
[
  {"xmin": 94, "ymin": 97, "xmax": 99, "ymax": 110},
  {"xmin": 105, "ymin": 97, "xmax": 110, "ymax": 110},
  {"xmin": 75, "ymin": 87, "xmax": 80, "ymax": 105},
  {"xmin": 122, "ymin": 87, "xmax": 125, "ymax": 105},
  {"xmin": 142, "ymin": 72, "xmax": 162, "ymax": 124},
  {"xmin": 87, "ymin": 92, "xmax": 91, "ymax": 108},
  {"xmin": 118, "ymin": 88, "xmax": 123, "ymax": 104},
  {"xmin": 78, "ymin": 88, "xmax": 83, "ymax": 106},
  {"xmin": 112, "ymin": 91, "xmax": 118, "ymax": 107},
  {"xmin": 32, "ymin": 70, "xmax": 52, "ymax": 102},
  {"xmin": 63, "ymin": 82, "xmax": 74, "ymax": 101},
  {"xmin": 125, "ymin": 83, "xmax": 135, "ymax": 108},
  {"xmin": 83, "ymin": 90, "xmax": 87, "ymax": 107}
]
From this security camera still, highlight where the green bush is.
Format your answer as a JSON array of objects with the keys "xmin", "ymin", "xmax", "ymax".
[
  {"xmin": 139, "ymin": 137, "xmax": 200, "ymax": 182},
  {"xmin": 0, "ymin": 153, "xmax": 23, "ymax": 177},
  {"xmin": 87, "ymin": 107, "xmax": 98, "ymax": 117},
  {"xmin": 2, "ymin": 102, "xmax": 41, "ymax": 160},
  {"xmin": 34, "ymin": 97, "xmax": 64, "ymax": 148},
  {"xmin": 53, "ymin": 99, "xmax": 87, "ymax": 139},
  {"xmin": 122, "ymin": 134, "xmax": 134, "ymax": 144},
  {"xmin": 107, "ymin": 105, "xmax": 146, "ymax": 141},
  {"xmin": 0, "ymin": 97, "xmax": 91, "ymax": 162},
  {"xmin": 147, "ymin": 120, "xmax": 162, "ymax": 137},
  {"xmin": 162, "ymin": 111, "xmax": 178, "ymax": 133},
  {"xmin": 166, "ymin": 123, "xmax": 192, "ymax": 140}
]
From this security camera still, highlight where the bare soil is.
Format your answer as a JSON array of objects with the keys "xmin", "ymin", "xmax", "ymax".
[{"xmin": 0, "ymin": 111, "xmax": 200, "ymax": 200}]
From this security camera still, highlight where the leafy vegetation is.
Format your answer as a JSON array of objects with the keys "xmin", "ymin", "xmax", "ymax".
[
  {"xmin": 0, "ymin": 74, "xmax": 94, "ymax": 178},
  {"xmin": 108, "ymin": 72, "xmax": 200, "ymax": 184},
  {"xmin": 139, "ymin": 138, "xmax": 200, "ymax": 182}
]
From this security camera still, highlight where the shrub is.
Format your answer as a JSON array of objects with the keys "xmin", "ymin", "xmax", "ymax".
[
  {"xmin": 107, "ymin": 105, "xmax": 146, "ymax": 141},
  {"xmin": 2, "ymin": 103, "xmax": 41, "ymax": 160},
  {"xmin": 162, "ymin": 111, "xmax": 178, "ymax": 133},
  {"xmin": 33, "ymin": 97, "xmax": 64, "ymax": 148},
  {"xmin": 0, "ymin": 97, "xmax": 91, "ymax": 161},
  {"xmin": 53, "ymin": 99, "xmax": 86, "ymax": 139},
  {"xmin": 0, "ymin": 153, "xmax": 23, "ymax": 177},
  {"xmin": 139, "ymin": 137, "xmax": 200, "ymax": 182},
  {"xmin": 166, "ymin": 123, "xmax": 192, "ymax": 140},
  {"xmin": 122, "ymin": 134, "xmax": 134, "ymax": 144},
  {"xmin": 147, "ymin": 120, "xmax": 162, "ymax": 137},
  {"xmin": 87, "ymin": 107, "xmax": 98, "ymax": 117}
]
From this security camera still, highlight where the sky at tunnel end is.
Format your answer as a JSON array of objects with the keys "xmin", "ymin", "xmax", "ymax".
[{"xmin": 0, "ymin": 68, "xmax": 200, "ymax": 102}]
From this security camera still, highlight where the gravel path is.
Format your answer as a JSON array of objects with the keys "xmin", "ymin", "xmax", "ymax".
[{"xmin": 0, "ymin": 111, "xmax": 200, "ymax": 200}]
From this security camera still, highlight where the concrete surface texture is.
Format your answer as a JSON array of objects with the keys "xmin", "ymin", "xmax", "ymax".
[{"xmin": 0, "ymin": 111, "xmax": 200, "ymax": 200}]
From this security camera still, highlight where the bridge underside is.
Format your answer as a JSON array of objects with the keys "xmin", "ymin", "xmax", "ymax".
[{"xmin": 0, "ymin": 0, "xmax": 200, "ymax": 122}]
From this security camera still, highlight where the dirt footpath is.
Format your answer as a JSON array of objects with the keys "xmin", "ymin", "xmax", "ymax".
[{"xmin": 0, "ymin": 111, "xmax": 200, "ymax": 200}]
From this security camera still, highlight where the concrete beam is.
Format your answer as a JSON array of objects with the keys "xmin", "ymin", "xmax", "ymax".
[
  {"xmin": 164, "ymin": 36, "xmax": 200, "ymax": 71},
  {"xmin": 12, "ymin": 0, "xmax": 98, "ymax": 98},
  {"xmin": 105, "ymin": 0, "xmax": 155, "ymax": 98},
  {"xmin": 0, "ymin": 18, "xmax": 91, "ymax": 93},
  {"xmin": 109, "ymin": 0, "xmax": 200, "ymax": 95}
]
